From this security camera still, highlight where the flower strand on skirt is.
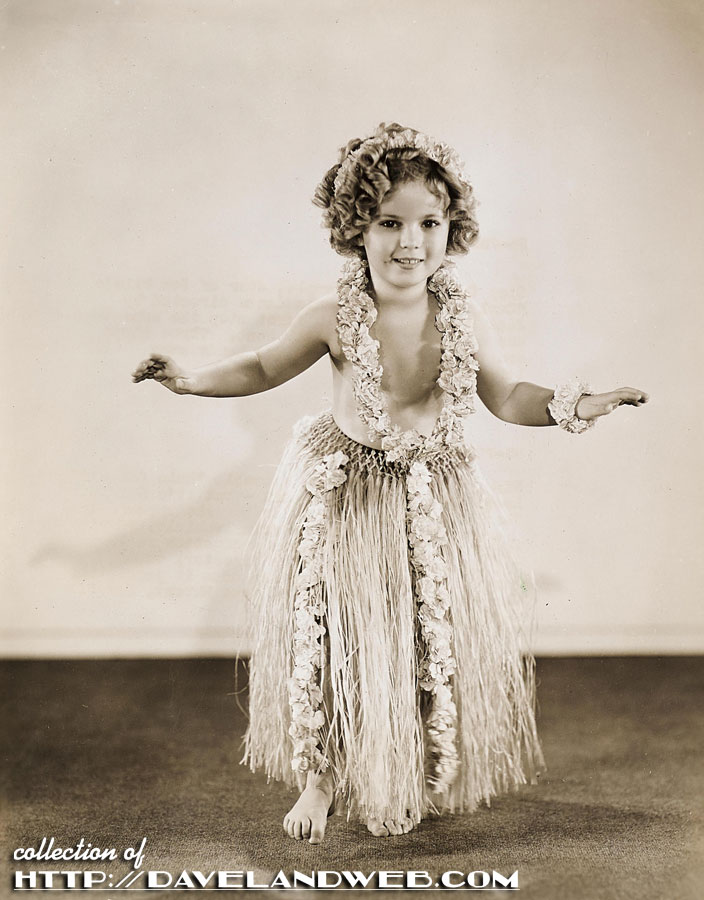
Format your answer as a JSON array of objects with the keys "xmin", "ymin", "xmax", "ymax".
[
  {"xmin": 406, "ymin": 460, "xmax": 459, "ymax": 791},
  {"xmin": 288, "ymin": 450, "xmax": 348, "ymax": 775}
]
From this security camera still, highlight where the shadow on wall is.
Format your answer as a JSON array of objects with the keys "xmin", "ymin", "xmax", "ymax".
[
  {"xmin": 30, "ymin": 464, "xmax": 266, "ymax": 575},
  {"xmin": 28, "ymin": 458, "xmax": 560, "ymax": 594}
]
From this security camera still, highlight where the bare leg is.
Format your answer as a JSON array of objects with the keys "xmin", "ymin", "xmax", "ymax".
[{"xmin": 283, "ymin": 769, "xmax": 334, "ymax": 844}]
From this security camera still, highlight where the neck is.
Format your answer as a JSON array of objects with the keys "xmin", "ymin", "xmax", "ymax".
[{"xmin": 367, "ymin": 272, "xmax": 430, "ymax": 310}]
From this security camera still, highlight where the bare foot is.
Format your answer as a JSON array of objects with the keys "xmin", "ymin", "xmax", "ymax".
[
  {"xmin": 366, "ymin": 814, "xmax": 415, "ymax": 837},
  {"xmin": 283, "ymin": 770, "xmax": 334, "ymax": 844}
]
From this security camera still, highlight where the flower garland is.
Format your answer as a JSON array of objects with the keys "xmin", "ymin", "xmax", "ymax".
[
  {"xmin": 406, "ymin": 460, "xmax": 460, "ymax": 789},
  {"xmin": 337, "ymin": 256, "xmax": 479, "ymax": 465},
  {"xmin": 288, "ymin": 450, "xmax": 348, "ymax": 775},
  {"xmin": 333, "ymin": 128, "xmax": 471, "ymax": 198},
  {"xmin": 336, "ymin": 257, "xmax": 479, "ymax": 792}
]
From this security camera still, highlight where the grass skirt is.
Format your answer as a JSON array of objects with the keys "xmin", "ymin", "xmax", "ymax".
[{"xmin": 243, "ymin": 412, "xmax": 544, "ymax": 823}]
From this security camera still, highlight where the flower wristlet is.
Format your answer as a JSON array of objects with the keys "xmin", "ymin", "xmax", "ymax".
[{"xmin": 548, "ymin": 379, "xmax": 596, "ymax": 434}]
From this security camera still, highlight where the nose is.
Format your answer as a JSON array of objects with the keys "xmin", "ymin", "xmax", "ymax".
[{"xmin": 399, "ymin": 225, "xmax": 421, "ymax": 249}]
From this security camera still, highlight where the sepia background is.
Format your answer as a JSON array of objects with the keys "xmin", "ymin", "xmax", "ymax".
[{"xmin": 2, "ymin": 0, "xmax": 703, "ymax": 658}]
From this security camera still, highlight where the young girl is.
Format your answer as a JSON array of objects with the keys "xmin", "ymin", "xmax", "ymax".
[{"xmin": 132, "ymin": 123, "xmax": 648, "ymax": 845}]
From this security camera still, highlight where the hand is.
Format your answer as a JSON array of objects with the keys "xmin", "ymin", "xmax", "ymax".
[
  {"xmin": 576, "ymin": 387, "xmax": 649, "ymax": 421},
  {"xmin": 131, "ymin": 353, "xmax": 193, "ymax": 394}
]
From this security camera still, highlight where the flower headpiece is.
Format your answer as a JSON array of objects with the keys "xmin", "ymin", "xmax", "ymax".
[{"xmin": 333, "ymin": 128, "xmax": 470, "ymax": 197}]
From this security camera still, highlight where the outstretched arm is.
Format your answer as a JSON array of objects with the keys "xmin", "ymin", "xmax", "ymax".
[
  {"xmin": 132, "ymin": 297, "xmax": 336, "ymax": 397},
  {"xmin": 471, "ymin": 302, "xmax": 648, "ymax": 426}
]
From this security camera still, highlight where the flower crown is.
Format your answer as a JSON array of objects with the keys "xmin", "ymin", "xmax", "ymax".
[{"xmin": 332, "ymin": 128, "xmax": 470, "ymax": 197}]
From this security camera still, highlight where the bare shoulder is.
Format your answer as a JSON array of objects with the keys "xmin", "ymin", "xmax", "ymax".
[
  {"xmin": 255, "ymin": 292, "xmax": 340, "ymax": 389},
  {"xmin": 299, "ymin": 292, "xmax": 340, "ymax": 357},
  {"xmin": 304, "ymin": 292, "xmax": 338, "ymax": 322},
  {"xmin": 463, "ymin": 297, "xmax": 509, "ymax": 373}
]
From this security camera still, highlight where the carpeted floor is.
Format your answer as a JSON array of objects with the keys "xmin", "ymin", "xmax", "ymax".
[{"xmin": 2, "ymin": 657, "xmax": 703, "ymax": 899}]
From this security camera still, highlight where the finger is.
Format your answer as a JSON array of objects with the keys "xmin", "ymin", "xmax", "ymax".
[
  {"xmin": 149, "ymin": 353, "xmax": 173, "ymax": 367},
  {"xmin": 132, "ymin": 369, "xmax": 156, "ymax": 382},
  {"xmin": 131, "ymin": 361, "xmax": 152, "ymax": 379},
  {"xmin": 615, "ymin": 388, "xmax": 649, "ymax": 406},
  {"xmin": 616, "ymin": 387, "xmax": 645, "ymax": 398},
  {"xmin": 630, "ymin": 390, "xmax": 649, "ymax": 405},
  {"xmin": 132, "ymin": 358, "xmax": 165, "ymax": 378}
]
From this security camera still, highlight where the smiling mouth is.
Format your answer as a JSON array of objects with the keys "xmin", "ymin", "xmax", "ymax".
[{"xmin": 392, "ymin": 257, "xmax": 424, "ymax": 265}]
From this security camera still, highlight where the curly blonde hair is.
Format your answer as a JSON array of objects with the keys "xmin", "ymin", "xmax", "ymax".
[{"xmin": 313, "ymin": 123, "xmax": 479, "ymax": 258}]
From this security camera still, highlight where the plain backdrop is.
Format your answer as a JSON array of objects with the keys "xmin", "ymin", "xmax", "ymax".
[{"xmin": 2, "ymin": 0, "xmax": 703, "ymax": 656}]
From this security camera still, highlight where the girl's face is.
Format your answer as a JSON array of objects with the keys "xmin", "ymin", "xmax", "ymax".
[{"xmin": 362, "ymin": 180, "xmax": 450, "ymax": 298}]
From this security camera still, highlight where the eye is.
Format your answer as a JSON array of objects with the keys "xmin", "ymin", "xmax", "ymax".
[
  {"xmin": 423, "ymin": 218, "xmax": 442, "ymax": 228},
  {"xmin": 378, "ymin": 219, "xmax": 400, "ymax": 228}
]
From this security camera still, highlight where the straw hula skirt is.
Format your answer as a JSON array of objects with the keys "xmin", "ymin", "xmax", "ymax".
[{"xmin": 243, "ymin": 411, "xmax": 544, "ymax": 824}]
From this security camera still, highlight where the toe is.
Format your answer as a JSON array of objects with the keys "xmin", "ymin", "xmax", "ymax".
[
  {"xmin": 384, "ymin": 819, "xmax": 402, "ymax": 836},
  {"xmin": 366, "ymin": 818, "xmax": 389, "ymax": 837},
  {"xmin": 309, "ymin": 820, "xmax": 326, "ymax": 844},
  {"xmin": 293, "ymin": 819, "xmax": 303, "ymax": 840},
  {"xmin": 301, "ymin": 817, "xmax": 311, "ymax": 839}
]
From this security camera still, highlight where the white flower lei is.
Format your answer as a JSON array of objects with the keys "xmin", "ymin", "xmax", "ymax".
[
  {"xmin": 333, "ymin": 128, "xmax": 471, "ymax": 197},
  {"xmin": 337, "ymin": 256, "xmax": 479, "ymax": 464},
  {"xmin": 336, "ymin": 256, "xmax": 479, "ymax": 792}
]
